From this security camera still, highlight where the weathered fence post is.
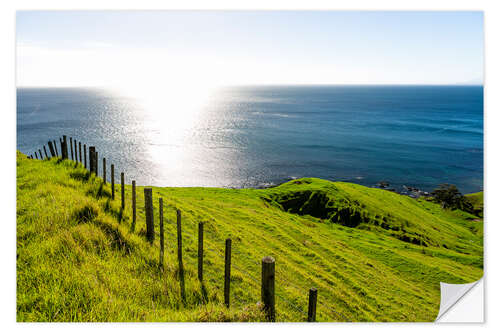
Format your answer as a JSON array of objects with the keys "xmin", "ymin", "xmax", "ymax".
[
  {"xmin": 53, "ymin": 140, "xmax": 58, "ymax": 156},
  {"xmin": 159, "ymin": 198, "xmax": 164, "ymax": 268},
  {"xmin": 88, "ymin": 146, "xmax": 96, "ymax": 174},
  {"xmin": 144, "ymin": 188, "xmax": 154, "ymax": 243},
  {"xmin": 70, "ymin": 137, "xmax": 74, "ymax": 160},
  {"xmin": 261, "ymin": 256, "xmax": 276, "ymax": 321},
  {"xmin": 38, "ymin": 149, "xmax": 43, "ymax": 160},
  {"xmin": 121, "ymin": 172, "xmax": 125, "ymax": 209},
  {"xmin": 198, "ymin": 222, "xmax": 204, "ymax": 282},
  {"xmin": 102, "ymin": 158, "xmax": 106, "ymax": 184},
  {"xmin": 62, "ymin": 135, "xmax": 68, "ymax": 160},
  {"xmin": 79, "ymin": 142, "xmax": 82, "ymax": 163},
  {"xmin": 111, "ymin": 164, "xmax": 115, "ymax": 199},
  {"xmin": 95, "ymin": 151, "xmax": 98, "ymax": 175},
  {"xmin": 177, "ymin": 209, "xmax": 186, "ymax": 300},
  {"xmin": 34, "ymin": 151, "xmax": 38, "ymax": 159},
  {"xmin": 43, "ymin": 145, "xmax": 49, "ymax": 159},
  {"xmin": 224, "ymin": 238, "xmax": 232, "ymax": 308},
  {"xmin": 131, "ymin": 180, "xmax": 136, "ymax": 232},
  {"xmin": 308, "ymin": 287, "xmax": 318, "ymax": 322},
  {"xmin": 48, "ymin": 141, "xmax": 55, "ymax": 157},
  {"xmin": 74, "ymin": 140, "xmax": 77, "ymax": 162},
  {"xmin": 83, "ymin": 144, "xmax": 87, "ymax": 168}
]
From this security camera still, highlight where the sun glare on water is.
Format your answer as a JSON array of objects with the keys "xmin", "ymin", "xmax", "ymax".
[{"xmin": 111, "ymin": 80, "xmax": 218, "ymax": 175}]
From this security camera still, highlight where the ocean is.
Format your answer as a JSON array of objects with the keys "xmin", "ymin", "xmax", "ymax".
[{"xmin": 16, "ymin": 85, "xmax": 483, "ymax": 194}]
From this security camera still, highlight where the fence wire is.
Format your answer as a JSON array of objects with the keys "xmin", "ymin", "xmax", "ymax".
[
  {"xmin": 317, "ymin": 298, "xmax": 351, "ymax": 322},
  {"xmin": 27, "ymin": 144, "xmax": 351, "ymax": 322},
  {"xmin": 275, "ymin": 291, "xmax": 308, "ymax": 318},
  {"xmin": 159, "ymin": 207, "xmax": 351, "ymax": 322}
]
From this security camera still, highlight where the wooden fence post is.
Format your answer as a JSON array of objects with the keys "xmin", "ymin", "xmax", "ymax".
[
  {"xmin": 177, "ymin": 209, "xmax": 185, "ymax": 300},
  {"xmin": 198, "ymin": 222, "xmax": 204, "ymax": 282},
  {"xmin": 121, "ymin": 172, "xmax": 125, "ymax": 209},
  {"xmin": 111, "ymin": 164, "xmax": 115, "ymax": 199},
  {"xmin": 95, "ymin": 151, "xmax": 98, "ymax": 175},
  {"xmin": 131, "ymin": 180, "xmax": 136, "ymax": 232},
  {"xmin": 144, "ymin": 188, "xmax": 154, "ymax": 243},
  {"xmin": 34, "ymin": 151, "xmax": 38, "ymax": 159},
  {"xmin": 53, "ymin": 140, "xmax": 58, "ymax": 156},
  {"xmin": 43, "ymin": 145, "xmax": 49, "ymax": 159},
  {"xmin": 103, "ymin": 158, "xmax": 106, "ymax": 184},
  {"xmin": 38, "ymin": 149, "xmax": 43, "ymax": 160},
  {"xmin": 74, "ymin": 140, "xmax": 77, "ymax": 162},
  {"xmin": 62, "ymin": 135, "xmax": 68, "ymax": 160},
  {"xmin": 70, "ymin": 137, "xmax": 74, "ymax": 160},
  {"xmin": 308, "ymin": 287, "xmax": 318, "ymax": 322},
  {"xmin": 88, "ymin": 147, "xmax": 95, "ymax": 174},
  {"xmin": 48, "ymin": 141, "xmax": 55, "ymax": 157},
  {"xmin": 79, "ymin": 142, "xmax": 82, "ymax": 163},
  {"xmin": 84, "ymin": 144, "xmax": 87, "ymax": 168},
  {"xmin": 224, "ymin": 238, "xmax": 232, "ymax": 308},
  {"xmin": 261, "ymin": 256, "xmax": 276, "ymax": 321},
  {"xmin": 159, "ymin": 198, "xmax": 164, "ymax": 268}
]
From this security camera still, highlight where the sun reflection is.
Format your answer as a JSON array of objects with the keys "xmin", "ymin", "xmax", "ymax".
[{"xmin": 109, "ymin": 81, "xmax": 217, "ymax": 179}]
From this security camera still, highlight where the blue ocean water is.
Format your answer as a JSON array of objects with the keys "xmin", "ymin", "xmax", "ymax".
[{"xmin": 16, "ymin": 85, "xmax": 483, "ymax": 193}]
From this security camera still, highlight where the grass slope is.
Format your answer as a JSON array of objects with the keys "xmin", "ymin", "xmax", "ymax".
[
  {"xmin": 465, "ymin": 192, "xmax": 484, "ymax": 218},
  {"xmin": 16, "ymin": 152, "xmax": 483, "ymax": 322}
]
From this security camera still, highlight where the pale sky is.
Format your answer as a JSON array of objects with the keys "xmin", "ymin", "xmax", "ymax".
[{"xmin": 16, "ymin": 11, "xmax": 484, "ymax": 87}]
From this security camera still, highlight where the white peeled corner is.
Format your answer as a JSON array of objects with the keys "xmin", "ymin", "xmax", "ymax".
[{"xmin": 435, "ymin": 278, "xmax": 483, "ymax": 322}]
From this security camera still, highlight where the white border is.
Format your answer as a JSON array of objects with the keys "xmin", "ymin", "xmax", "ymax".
[{"xmin": 2, "ymin": 0, "xmax": 499, "ymax": 332}]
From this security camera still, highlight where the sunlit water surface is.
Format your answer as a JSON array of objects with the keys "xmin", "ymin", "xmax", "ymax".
[{"xmin": 17, "ymin": 85, "xmax": 483, "ymax": 193}]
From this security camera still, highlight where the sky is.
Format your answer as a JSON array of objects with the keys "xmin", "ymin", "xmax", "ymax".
[{"xmin": 16, "ymin": 11, "xmax": 484, "ymax": 87}]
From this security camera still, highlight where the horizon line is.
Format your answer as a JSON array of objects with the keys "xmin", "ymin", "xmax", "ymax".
[{"xmin": 16, "ymin": 83, "xmax": 484, "ymax": 89}]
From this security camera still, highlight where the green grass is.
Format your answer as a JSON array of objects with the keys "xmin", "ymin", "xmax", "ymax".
[
  {"xmin": 16, "ymin": 152, "xmax": 483, "ymax": 322},
  {"xmin": 465, "ymin": 191, "xmax": 484, "ymax": 218}
]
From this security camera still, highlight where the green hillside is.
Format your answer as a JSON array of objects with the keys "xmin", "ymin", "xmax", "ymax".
[
  {"xmin": 16, "ymin": 152, "xmax": 483, "ymax": 322},
  {"xmin": 465, "ymin": 191, "xmax": 484, "ymax": 218}
]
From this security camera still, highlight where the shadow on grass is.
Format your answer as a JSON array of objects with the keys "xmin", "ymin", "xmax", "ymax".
[
  {"xmin": 200, "ymin": 283, "xmax": 209, "ymax": 304},
  {"xmin": 73, "ymin": 203, "xmax": 99, "ymax": 224},
  {"xmin": 96, "ymin": 182, "xmax": 112, "ymax": 199},
  {"xmin": 94, "ymin": 218, "xmax": 133, "ymax": 254},
  {"xmin": 70, "ymin": 169, "xmax": 91, "ymax": 182},
  {"xmin": 103, "ymin": 198, "xmax": 126, "ymax": 223}
]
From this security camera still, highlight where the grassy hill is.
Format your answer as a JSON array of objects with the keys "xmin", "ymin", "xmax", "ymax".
[
  {"xmin": 16, "ymin": 152, "xmax": 483, "ymax": 322},
  {"xmin": 465, "ymin": 191, "xmax": 484, "ymax": 218}
]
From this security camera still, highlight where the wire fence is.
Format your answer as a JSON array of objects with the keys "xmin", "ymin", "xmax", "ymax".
[{"xmin": 25, "ymin": 135, "xmax": 352, "ymax": 322}]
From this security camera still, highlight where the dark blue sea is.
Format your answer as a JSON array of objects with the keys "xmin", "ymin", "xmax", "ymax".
[{"xmin": 16, "ymin": 85, "xmax": 483, "ymax": 193}]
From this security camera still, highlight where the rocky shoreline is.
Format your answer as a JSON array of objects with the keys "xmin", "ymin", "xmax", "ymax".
[
  {"xmin": 375, "ymin": 181, "xmax": 431, "ymax": 198},
  {"xmin": 249, "ymin": 177, "xmax": 432, "ymax": 199}
]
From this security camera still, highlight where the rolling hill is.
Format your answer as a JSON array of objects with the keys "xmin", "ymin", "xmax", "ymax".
[{"xmin": 16, "ymin": 152, "xmax": 483, "ymax": 321}]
